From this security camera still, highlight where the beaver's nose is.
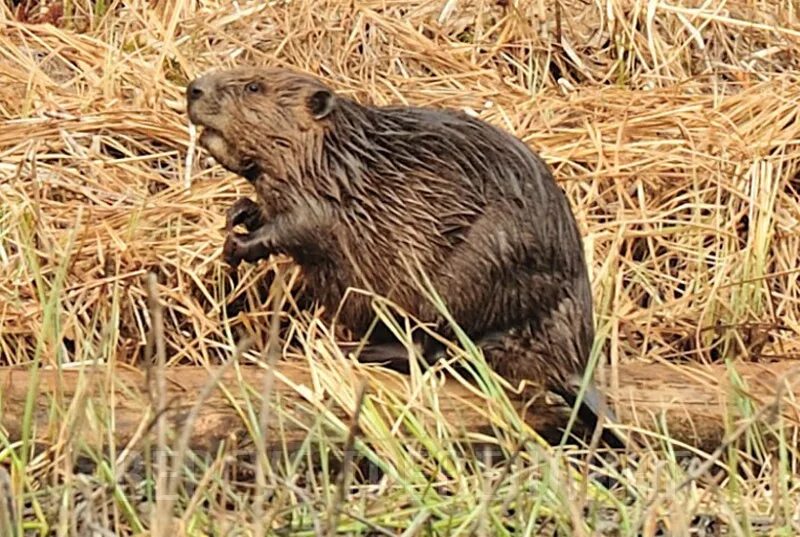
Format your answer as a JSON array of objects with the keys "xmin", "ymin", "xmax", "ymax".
[
  {"xmin": 187, "ymin": 74, "xmax": 218, "ymax": 106},
  {"xmin": 187, "ymin": 79, "xmax": 205, "ymax": 104}
]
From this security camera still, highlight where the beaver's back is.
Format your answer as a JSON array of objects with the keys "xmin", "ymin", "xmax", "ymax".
[{"xmin": 299, "ymin": 101, "xmax": 594, "ymax": 383}]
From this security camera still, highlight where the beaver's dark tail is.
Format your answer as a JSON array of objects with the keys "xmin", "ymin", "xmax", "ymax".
[{"xmin": 556, "ymin": 376, "xmax": 629, "ymax": 450}]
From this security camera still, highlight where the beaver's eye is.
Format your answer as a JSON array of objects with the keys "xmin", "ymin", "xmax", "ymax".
[{"xmin": 245, "ymin": 82, "xmax": 261, "ymax": 93}]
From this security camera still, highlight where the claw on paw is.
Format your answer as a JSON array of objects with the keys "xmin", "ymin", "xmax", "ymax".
[
  {"xmin": 226, "ymin": 197, "xmax": 264, "ymax": 232},
  {"xmin": 222, "ymin": 233, "xmax": 245, "ymax": 267}
]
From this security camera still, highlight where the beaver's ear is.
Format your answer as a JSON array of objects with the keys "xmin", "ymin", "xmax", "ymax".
[{"xmin": 308, "ymin": 89, "xmax": 335, "ymax": 120}]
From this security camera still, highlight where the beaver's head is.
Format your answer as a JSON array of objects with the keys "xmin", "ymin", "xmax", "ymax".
[{"xmin": 186, "ymin": 66, "xmax": 337, "ymax": 182}]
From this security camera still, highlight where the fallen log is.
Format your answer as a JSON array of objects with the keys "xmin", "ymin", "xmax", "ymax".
[{"xmin": 1, "ymin": 359, "xmax": 799, "ymax": 454}]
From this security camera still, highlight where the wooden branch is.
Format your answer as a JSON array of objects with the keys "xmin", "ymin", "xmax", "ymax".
[{"xmin": 1, "ymin": 360, "xmax": 799, "ymax": 454}]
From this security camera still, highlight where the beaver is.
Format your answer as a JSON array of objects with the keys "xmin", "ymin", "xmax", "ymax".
[{"xmin": 186, "ymin": 66, "xmax": 625, "ymax": 448}]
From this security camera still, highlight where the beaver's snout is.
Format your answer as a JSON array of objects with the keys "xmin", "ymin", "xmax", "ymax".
[
  {"xmin": 186, "ymin": 75, "xmax": 215, "ymax": 107},
  {"xmin": 187, "ymin": 80, "xmax": 204, "ymax": 104},
  {"xmin": 185, "ymin": 74, "xmax": 222, "ymax": 128}
]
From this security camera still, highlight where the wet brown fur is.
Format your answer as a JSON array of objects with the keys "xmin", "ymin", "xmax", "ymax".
[{"xmin": 186, "ymin": 66, "xmax": 623, "ymax": 448}]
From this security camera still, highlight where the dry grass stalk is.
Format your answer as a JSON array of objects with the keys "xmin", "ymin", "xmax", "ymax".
[{"xmin": 0, "ymin": 465, "xmax": 17, "ymax": 537}]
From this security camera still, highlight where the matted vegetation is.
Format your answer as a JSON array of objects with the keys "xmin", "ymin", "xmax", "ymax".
[{"xmin": 1, "ymin": 0, "xmax": 800, "ymax": 535}]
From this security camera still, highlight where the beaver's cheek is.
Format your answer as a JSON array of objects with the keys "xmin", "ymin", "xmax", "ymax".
[
  {"xmin": 188, "ymin": 104, "xmax": 216, "ymax": 128},
  {"xmin": 187, "ymin": 99, "xmax": 227, "ymax": 132}
]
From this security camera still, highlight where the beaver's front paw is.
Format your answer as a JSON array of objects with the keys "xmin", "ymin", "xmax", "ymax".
[
  {"xmin": 222, "ymin": 232, "xmax": 247, "ymax": 267},
  {"xmin": 226, "ymin": 197, "xmax": 266, "ymax": 233},
  {"xmin": 223, "ymin": 232, "xmax": 272, "ymax": 267}
]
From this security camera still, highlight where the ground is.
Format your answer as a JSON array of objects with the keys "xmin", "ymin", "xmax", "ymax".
[{"xmin": 1, "ymin": 0, "xmax": 800, "ymax": 535}]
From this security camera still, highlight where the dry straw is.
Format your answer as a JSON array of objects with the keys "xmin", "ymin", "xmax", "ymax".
[{"xmin": 1, "ymin": 0, "xmax": 800, "ymax": 534}]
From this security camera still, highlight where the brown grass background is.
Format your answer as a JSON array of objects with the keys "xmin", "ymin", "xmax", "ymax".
[{"xmin": 1, "ymin": 0, "xmax": 800, "ymax": 386}]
